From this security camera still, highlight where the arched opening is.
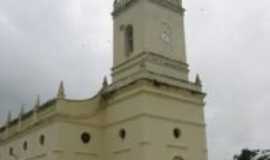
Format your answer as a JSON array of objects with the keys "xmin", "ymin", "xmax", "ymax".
[
  {"xmin": 119, "ymin": 128, "xmax": 126, "ymax": 140},
  {"xmin": 23, "ymin": 141, "xmax": 28, "ymax": 151},
  {"xmin": 125, "ymin": 25, "xmax": 134, "ymax": 56},
  {"xmin": 39, "ymin": 134, "xmax": 45, "ymax": 146}
]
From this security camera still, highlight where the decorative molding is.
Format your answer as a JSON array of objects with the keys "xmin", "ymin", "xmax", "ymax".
[
  {"xmin": 112, "ymin": 147, "xmax": 131, "ymax": 154},
  {"xmin": 112, "ymin": 0, "xmax": 184, "ymax": 17},
  {"xmin": 110, "ymin": 68, "xmax": 203, "ymax": 98},
  {"xmin": 112, "ymin": 52, "xmax": 188, "ymax": 72},
  {"xmin": 104, "ymin": 111, "xmax": 205, "ymax": 128},
  {"xmin": 148, "ymin": 0, "xmax": 185, "ymax": 14},
  {"xmin": 138, "ymin": 140, "xmax": 151, "ymax": 146},
  {"xmin": 0, "ymin": 113, "xmax": 58, "ymax": 144},
  {"xmin": 141, "ymin": 86, "xmax": 205, "ymax": 105},
  {"xmin": 112, "ymin": 0, "xmax": 139, "ymax": 17},
  {"xmin": 146, "ymin": 53, "xmax": 188, "ymax": 71},
  {"xmin": 55, "ymin": 115, "xmax": 103, "ymax": 129},
  {"xmin": 75, "ymin": 151, "xmax": 98, "ymax": 157},
  {"xmin": 25, "ymin": 153, "xmax": 47, "ymax": 160},
  {"xmin": 52, "ymin": 149, "xmax": 64, "ymax": 153},
  {"xmin": 106, "ymin": 79, "xmax": 204, "ymax": 107},
  {"xmin": 0, "ymin": 99, "xmax": 57, "ymax": 134},
  {"xmin": 112, "ymin": 52, "xmax": 147, "ymax": 71},
  {"xmin": 167, "ymin": 144, "xmax": 188, "ymax": 150},
  {"xmin": 112, "ymin": 52, "xmax": 189, "ymax": 82}
]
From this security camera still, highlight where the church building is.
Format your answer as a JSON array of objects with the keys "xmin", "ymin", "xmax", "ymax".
[{"xmin": 0, "ymin": 0, "xmax": 208, "ymax": 160}]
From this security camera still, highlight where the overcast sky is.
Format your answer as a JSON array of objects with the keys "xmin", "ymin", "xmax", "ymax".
[{"xmin": 0, "ymin": 0, "xmax": 269, "ymax": 160}]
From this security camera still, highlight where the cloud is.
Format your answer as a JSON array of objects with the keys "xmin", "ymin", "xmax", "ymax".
[
  {"xmin": 0, "ymin": 0, "xmax": 113, "ymax": 123},
  {"xmin": 185, "ymin": 0, "xmax": 270, "ymax": 159}
]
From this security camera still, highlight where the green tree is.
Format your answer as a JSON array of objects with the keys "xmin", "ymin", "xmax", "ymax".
[{"xmin": 234, "ymin": 149, "xmax": 258, "ymax": 160}]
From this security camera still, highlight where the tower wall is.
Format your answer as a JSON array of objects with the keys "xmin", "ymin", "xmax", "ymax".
[
  {"xmin": 100, "ymin": 79, "xmax": 207, "ymax": 160},
  {"xmin": 143, "ymin": 0, "xmax": 186, "ymax": 62},
  {"xmin": 112, "ymin": 0, "xmax": 188, "ymax": 83},
  {"xmin": 113, "ymin": 0, "xmax": 146, "ymax": 67}
]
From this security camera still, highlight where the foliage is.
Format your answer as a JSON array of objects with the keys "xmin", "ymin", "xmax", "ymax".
[{"xmin": 234, "ymin": 149, "xmax": 270, "ymax": 160}]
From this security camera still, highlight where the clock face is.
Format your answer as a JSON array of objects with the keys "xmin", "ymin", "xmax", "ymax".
[
  {"xmin": 160, "ymin": 22, "xmax": 171, "ymax": 43},
  {"xmin": 161, "ymin": 31, "xmax": 170, "ymax": 43},
  {"xmin": 160, "ymin": 22, "xmax": 173, "ymax": 53}
]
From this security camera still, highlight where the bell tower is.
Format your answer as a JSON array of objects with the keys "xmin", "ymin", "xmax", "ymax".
[
  {"xmin": 106, "ymin": 2, "xmax": 208, "ymax": 159},
  {"xmin": 112, "ymin": 0, "xmax": 189, "ymax": 87}
]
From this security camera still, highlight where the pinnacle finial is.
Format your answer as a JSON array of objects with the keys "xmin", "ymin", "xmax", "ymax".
[
  {"xmin": 57, "ymin": 81, "xmax": 65, "ymax": 99},
  {"xmin": 18, "ymin": 105, "xmax": 25, "ymax": 131},
  {"xmin": 6, "ymin": 111, "xmax": 12, "ymax": 125},
  {"xmin": 195, "ymin": 74, "xmax": 202, "ymax": 86},
  {"xmin": 34, "ymin": 95, "xmax": 40, "ymax": 109},
  {"xmin": 19, "ymin": 105, "xmax": 25, "ymax": 118},
  {"xmin": 103, "ymin": 76, "xmax": 108, "ymax": 88}
]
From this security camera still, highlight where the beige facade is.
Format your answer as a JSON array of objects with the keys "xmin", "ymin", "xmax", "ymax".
[{"xmin": 0, "ymin": 0, "xmax": 208, "ymax": 160}]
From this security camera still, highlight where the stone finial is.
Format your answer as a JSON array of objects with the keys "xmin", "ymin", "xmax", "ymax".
[
  {"xmin": 6, "ymin": 111, "xmax": 12, "ymax": 126},
  {"xmin": 5, "ymin": 111, "xmax": 12, "ymax": 136},
  {"xmin": 103, "ymin": 76, "xmax": 108, "ymax": 88},
  {"xmin": 33, "ymin": 96, "xmax": 40, "ymax": 123},
  {"xmin": 57, "ymin": 81, "xmax": 66, "ymax": 99},
  {"xmin": 18, "ymin": 105, "xmax": 25, "ymax": 131},
  {"xmin": 19, "ymin": 105, "xmax": 25, "ymax": 118},
  {"xmin": 195, "ymin": 74, "xmax": 202, "ymax": 86},
  {"xmin": 34, "ymin": 95, "xmax": 40, "ymax": 109}
]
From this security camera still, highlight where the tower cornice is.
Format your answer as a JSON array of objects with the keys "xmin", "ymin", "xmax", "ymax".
[
  {"xmin": 112, "ymin": 0, "xmax": 184, "ymax": 17},
  {"xmin": 112, "ymin": 0, "xmax": 139, "ymax": 17},
  {"xmin": 148, "ymin": 0, "xmax": 185, "ymax": 14},
  {"xmin": 112, "ymin": 52, "xmax": 189, "ymax": 73}
]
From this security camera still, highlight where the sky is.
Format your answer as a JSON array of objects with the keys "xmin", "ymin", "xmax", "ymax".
[{"xmin": 0, "ymin": 0, "xmax": 269, "ymax": 160}]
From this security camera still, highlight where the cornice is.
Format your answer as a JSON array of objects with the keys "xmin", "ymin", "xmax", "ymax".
[
  {"xmin": 112, "ymin": 0, "xmax": 139, "ymax": 17},
  {"xmin": 112, "ymin": 52, "xmax": 189, "ymax": 75},
  {"xmin": 104, "ymin": 112, "xmax": 206, "ymax": 128},
  {"xmin": 0, "ymin": 99, "xmax": 57, "ymax": 133},
  {"xmin": 148, "ymin": 0, "xmax": 185, "ymax": 15},
  {"xmin": 114, "ymin": 52, "xmax": 188, "ymax": 70},
  {"xmin": 112, "ymin": 0, "xmax": 185, "ymax": 17},
  {"xmin": 0, "ymin": 113, "xmax": 58, "ymax": 145},
  {"xmin": 103, "ymin": 77, "xmax": 205, "ymax": 107}
]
